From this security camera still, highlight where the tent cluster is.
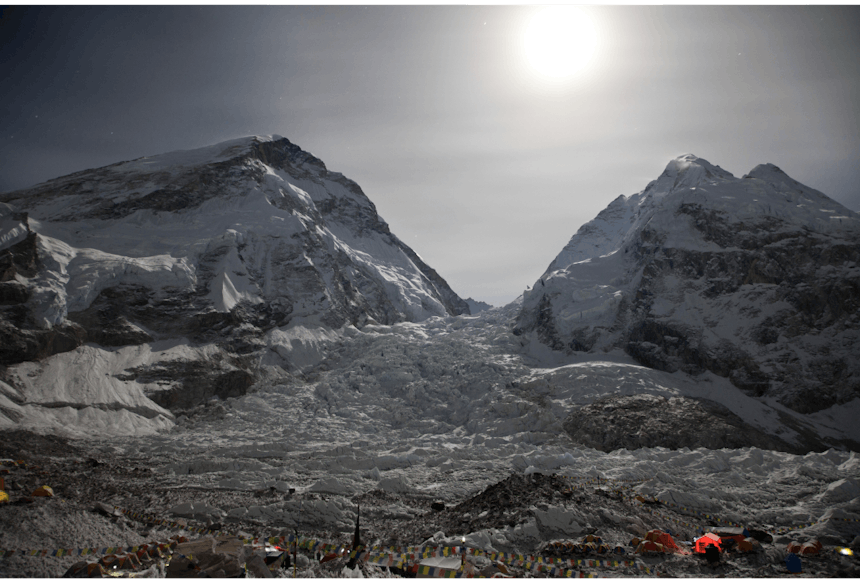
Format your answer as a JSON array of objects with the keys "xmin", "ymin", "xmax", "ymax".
[
  {"xmin": 62, "ymin": 534, "xmax": 292, "ymax": 578},
  {"xmin": 787, "ymin": 539, "xmax": 822, "ymax": 555},
  {"xmin": 693, "ymin": 527, "xmax": 762, "ymax": 555},
  {"xmin": 0, "ymin": 459, "xmax": 25, "ymax": 471},
  {"xmin": 64, "ymin": 538, "xmax": 180, "ymax": 578},
  {"xmin": 632, "ymin": 529, "xmax": 683, "ymax": 555},
  {"xmin": 0, "ymin": 459, "xmax": 55, "ymax": 502}
]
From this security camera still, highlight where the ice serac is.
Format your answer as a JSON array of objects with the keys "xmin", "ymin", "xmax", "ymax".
[
  {"xmin": 516, "ymin": 154, "xmax": 860, "ymax": 419},
  {"xmin": 0, "ymin": 135, "xmax": 468, "ymax": 433}
]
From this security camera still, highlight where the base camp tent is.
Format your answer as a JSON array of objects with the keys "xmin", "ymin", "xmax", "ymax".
[
  {"xmin": 636, "ymin": 530, "xmax": 684, "ymax": 555},
  {"xmin": 694, "ymin": 533, "xmax": 722, "ymax": 553},
  {"xmin": 418, "ymin": 556, "xmax": 462, "ymax": 571},
  {"xmin": 644, "ymin": 529, "xmax": 680, "ymax": 551},
  {"xmin": 696, "ymin": 532, "xmax": 761, "ymax": 554},
  {"xmin": 31, "ymin": 485, "xmax": 54, "ymax": 497}
]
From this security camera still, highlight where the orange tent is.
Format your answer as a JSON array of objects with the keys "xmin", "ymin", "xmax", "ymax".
[
  {"xmin": 581, "ymin": 542, "xmax": 597, "ymax": 554},
  {"xmin": 799, "ymin": 542, "xmax": 820, "ymax": 555},
  {"xmin": 635, "ymin": 540, "xmax": 665, "ymax": 555},
  {"xmin": 786, "ymin": 541, "xmax": 802, "ymax": 554},
  {"xmin": 645, "ymin": 529, "xmax": 681, "ymax": 552},
  {"xmin": 694, "ymin": 533, "xmax": 722, "ymax": 554}
]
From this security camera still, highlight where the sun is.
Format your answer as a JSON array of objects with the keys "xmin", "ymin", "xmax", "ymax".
[{"xmin": 523, "ymin": 6, "xmax": 598, "ymax": 81}]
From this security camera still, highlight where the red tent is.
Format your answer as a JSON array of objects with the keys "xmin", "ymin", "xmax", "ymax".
[{"xmin": 694, "ymin": 533, "xmax": 722, "ymax": 554}]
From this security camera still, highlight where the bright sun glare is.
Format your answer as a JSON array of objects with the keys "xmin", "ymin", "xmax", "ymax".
[{"xmin": 523, "ymin": 6, "xmax": 598, "ymax": 81}]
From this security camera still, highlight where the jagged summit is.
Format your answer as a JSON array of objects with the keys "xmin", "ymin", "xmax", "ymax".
[
  {"xmin": 662, "ymin": 153, "xmax": 733, "ymax": 179},
  {"xmin": 547, "ymin": 155, "xmax": 859, "ymax": 277},
  {"xmin": 34, "ymin": 134, "xmax": 310, "ymax": 179},
  {"xmin": 114, "ymin": 135, "xmax": 290, "ymax": 173},
  {"xmin": 641, "ymin": 153, "xmax": 735, "ymax": 201}
]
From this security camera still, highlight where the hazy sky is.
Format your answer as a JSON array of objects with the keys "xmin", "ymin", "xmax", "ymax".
[{"xmin": 2, "ymin": 5, "xmax": 859, "ymax": 307}]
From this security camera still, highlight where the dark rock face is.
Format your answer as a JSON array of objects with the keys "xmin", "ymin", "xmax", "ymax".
[
  {"xmin": 120, "ymin": 361, "xmax": 255, "ymax": 410},
  {"xmin": 535, "ymin": 294, "xmax": 566, "ymax": 352},
  {"xmin": 66, "ymin": 285, "xmax": 155, "ymax": 347},
  {"xmin": 0, "ymin": 281, "xmax": 29, "ymax": 305},
  {"xmin": 562, "ymin": 393, "xmax": 807, "ymax": 453},
  {"xmin": 0, "ymin": 226, "xmax": 38, "ymax": 281},
  {"xmin": 64, "ymin": 283, "xmax": 290, "ymax": 351},
  {"xmin": 0, "ymin": 320, "xmax": 86, "ymax": 366},
  {"xmin": 0, "ymin": 226, "xmax": 89, "ymax": 366},
  {"xmin": 618, "ymin": 208, "xmax": 860, "ymax": 414}
]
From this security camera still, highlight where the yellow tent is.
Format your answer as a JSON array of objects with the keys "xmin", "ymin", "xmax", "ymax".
[{"xmin": 32, "ymin": 485, "xmax": 54, "ymax": 497}]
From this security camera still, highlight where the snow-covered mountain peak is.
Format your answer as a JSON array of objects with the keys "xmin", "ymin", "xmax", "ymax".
[
  {"xmin": 545, "ymin": 155, "xmax": 860, "ymax": 279},
  {"xmin": 642, "ymin": 153, "xmax": 735, "ymax": 201},
  {"xmin": 744, "ymin": 162, "xmax": 788, "ymax": 181},
  {"xmin": 0, "ymin": 134, "xmax": 473, "ymax": 434},
  {"xmin": 2, "ymin": 133, "xmax": 470, "ymax": 326},
  {"xmin": 663, "ymin": 153, "xmax": 730, "ymax": 177},
  {"xmin": 741, "ymin": 162, "xmax": 839, "ymax": 207},
  {"xmin": 517, "ymin": 153, "xmax": 860, "ymax": 430},
  {"xmin": 109, "ymin": 134, "xmax": 302, "ymax": 172}
]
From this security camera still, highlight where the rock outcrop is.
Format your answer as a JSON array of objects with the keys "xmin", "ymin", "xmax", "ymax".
[{"xmin": 562, "ymin": 393, "xmax": 802, "ymax": 453}]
